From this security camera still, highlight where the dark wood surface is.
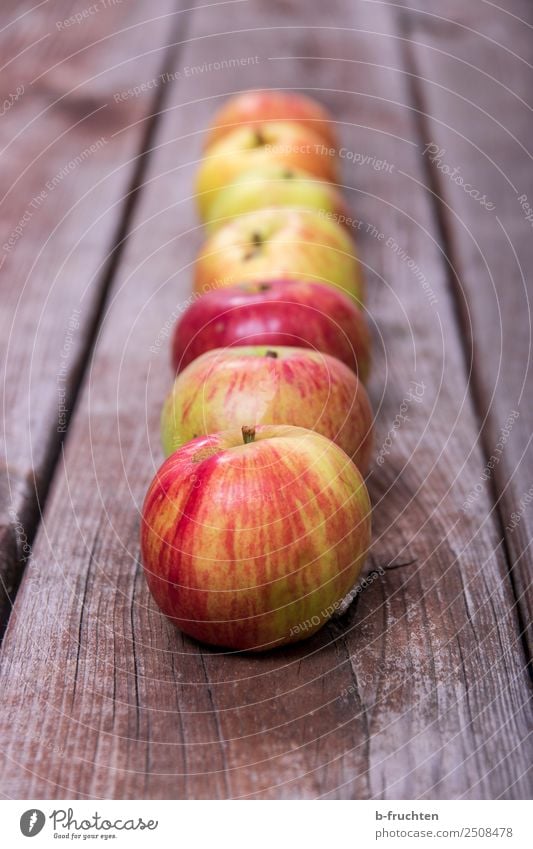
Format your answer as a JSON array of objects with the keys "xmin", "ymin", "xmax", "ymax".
[
  {"xmin": 0, "ymin": 0, "xmax": 531, "ymax": 799},
  {"xmin": 401, "ymin": 0, "xmax": 533, "ymax": 654},
  {"xmin": 0, "ymin": 0, "xmax": 180, "ymax": 625}
]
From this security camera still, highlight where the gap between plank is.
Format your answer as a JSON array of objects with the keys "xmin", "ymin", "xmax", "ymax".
[
  {"xmin": 0, "ymin": 0, "xmax": 197, "ymax": 641},
  {"xmin": 395, "ymin": 7, "xmax": 533, "ymax": 683}
]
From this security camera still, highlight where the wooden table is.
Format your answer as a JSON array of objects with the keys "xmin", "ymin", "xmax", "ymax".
[{"xmin": 0, "ymin": 0, "xmax": 531, "ymax": 800}]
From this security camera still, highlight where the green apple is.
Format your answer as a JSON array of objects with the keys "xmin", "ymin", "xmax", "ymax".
[
  {"xmin": 193, "ymin": 208, "xmax": 365, "ymax": 304},
  {"xmin": 196, "ymin": 121, "xmax": 338, "ymax": 221},
  {"xmin": 204, "ymin": 164, "xmax": 348, "ymax": 233}
]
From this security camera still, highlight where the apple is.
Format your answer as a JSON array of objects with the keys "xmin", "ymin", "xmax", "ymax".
[
  {"xmin": 196, "ymin": 122, "xmax": 338, "ymax": 220},
  {"xmin": 161, "ymin": 345, "xmax": 373, "ymax": 473},
  {"xmin": 205, "ymin": 90, "xmax": 338, "ymax": 150},
  {"xmin": 141, "ymin": 424, "xmax": 371, "ymax": 650},
  {"xmin": 193, "ymin": 208, "xmax": 365, "ymax": 304},
  {"xmin": 204, "ymin": 164, "xmax": 349, "ymax": 233},
  {"xmin": 172, "ymin": 278, "xmax": 371, "ymax": 380}
]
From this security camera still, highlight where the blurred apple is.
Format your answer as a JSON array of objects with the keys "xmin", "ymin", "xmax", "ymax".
[
  {"xmin": 172, "ymin": 278, "xmax": 371, "ymax": 380},
  {"xmin": 141, "ymin": 424, "xmax": 371, "ymax": 650},
  {"xmin": 204, "ymin": 164, "xmax": 348, "ymax": 233},
  {"xmin": 161, "ymin": 345, "xmax": 373, "ymax": 472},
  {"xmin": 193, "ymin": 208, "xmax": 365, "ymax": 304},
  {"xmin": 205, "ymin": 89, "xmax": 338, "ymax": 150},
  {"xmin": 196, "ymin": 122, "xmax": 338, "ymax": 220}
]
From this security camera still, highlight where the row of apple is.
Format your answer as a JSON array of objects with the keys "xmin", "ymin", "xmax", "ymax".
[{"xmin": 141, "ymin": 91, "xmax": 373, "ymax": 652}]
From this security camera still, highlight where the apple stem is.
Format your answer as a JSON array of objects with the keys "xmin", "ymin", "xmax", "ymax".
[
  {"xmin": 242, "ymin": 425, "xmax": 256, "ymax": 444},
  {"xmin": 265, "ymin": 350, "xmax": 278, "ymax": 358},
  {"xmin": 243, "ymin": 231, "xmax": 263, "ymax": 262}
]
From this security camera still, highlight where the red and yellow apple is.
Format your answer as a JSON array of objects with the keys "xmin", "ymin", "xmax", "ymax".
[
  {"xmin": 141, "ymin": 424, "xmax": 371, "ymax": 650},
  {"xmin": 172, "ymin": 278, "xmax": 371, "ymax": 380},
  {"xmin": 161, "ymin": 345, "xmax": 373, "ymax": 472},
  {"xmin": 204, "ymin": 164, "xmax": 348, "ymax": 233},
  {"xmin": 193, "ymin": 208, "xmax": 365, "ymax": 304},
  {"xmin": 205, "ymin": 90, "xmax": 338, "ymax": 150},
  {"xmin": 196, "ymin": 122, "xmax": 338, "ymax": 220}
]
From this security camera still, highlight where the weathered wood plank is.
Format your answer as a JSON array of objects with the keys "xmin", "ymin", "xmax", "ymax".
[
  {"xmin": 398, "ymin": 0, "xmax": 533, "ymax": 659},
  {"xmin": 0, "ymin": 0, "xmax": 183, "ymax": 624},
  {"xmin": 0, "ymin": 0, "xmax": 530, "ymax": 799}
]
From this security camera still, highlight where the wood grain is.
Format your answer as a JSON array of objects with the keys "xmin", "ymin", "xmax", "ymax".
[
  {"xmin": 399, "ymin": 0, "xmax": 533, "ymax": 659},
  {"xmin": 0, "ymin": 0, "xmax": 183, "ymax": 625},
  {"xmin": 0, "ymin": 0, "xmax": 530, "ymax": 799}
]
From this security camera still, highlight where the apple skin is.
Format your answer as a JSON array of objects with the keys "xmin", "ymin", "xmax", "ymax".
[
  {"xmin": 193, "ymin": 208, "xmax": 365, "ymax": 304},
  {"xmin": 196, "ymin": 122, "xmax": 338, "ymax": 221},
  {"xmin": 172, "ymin": 278, "xmax": 371, "ymax": 381},
  {"xmin": 141, "ymin": 424, "xmax": 371, "ymax": 651},
  {"xmin": 205, "ymin": 90, "xmax": 338, "ymax": 150},
  {"xmin": 204, "ymin": 164, "xmax": 349, "ymax": 233},
  {"xmin": 161, "ymin": 345, "xmax": 373, "ymax": 473}
]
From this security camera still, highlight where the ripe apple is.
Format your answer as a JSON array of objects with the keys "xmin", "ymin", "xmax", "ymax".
[
  {"xmin": 193, "ymin": 208, "xmax": 365, "ymax": 304},
  {"xmin": 196, "ymin": 121, "xmax": 338, "ymax": 220},
  {"xmin": 205, "ymin": 90, "xmax": 338, "ymax": 150},
  {"xmin": 141, "ymin": 424, "xmax": 372, "ymax": 651},
  {"xmin": 204, "ymin": 164, "xmax": 348, "ymax": 233},
  {"xmin": 161, "ymin": 345, "xmax": 373, "ymax": 472},
  {"xmin": 172, "ymin": 278, "xmax": 371, "ymax": 380}
]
